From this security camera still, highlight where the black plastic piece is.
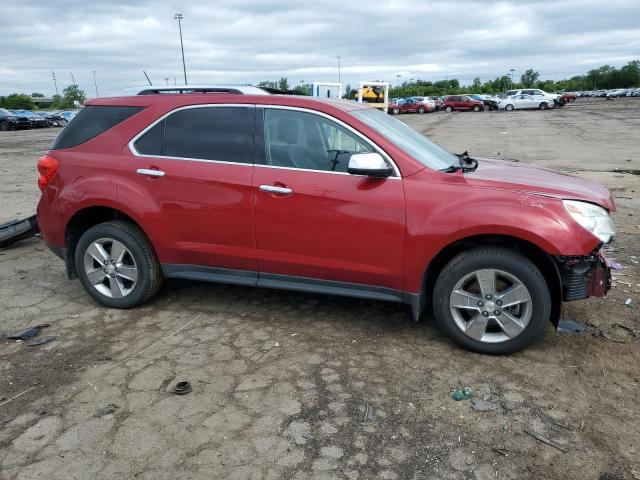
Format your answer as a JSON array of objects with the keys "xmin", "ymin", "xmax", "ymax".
[{"xmin": 0, "ymin": 215, "xmax": 38, "ymax": 248}]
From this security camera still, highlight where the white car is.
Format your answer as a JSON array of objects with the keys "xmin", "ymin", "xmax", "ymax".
[
  {"xmin": 498, "ymin": 94, "xmax": 554, "ymax": 111},
  {"xmin": 506, "ymin": 88, "xmax": 559, "ymax": 105}
]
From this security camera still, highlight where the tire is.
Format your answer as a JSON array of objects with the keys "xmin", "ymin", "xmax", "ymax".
[
  {"xmin": 445, "ymin": 106, "xmax": 453, "ymax": 113},
  {"xmin": 432, "ymin": 247, "xmax": 551, "ymax": 354},
  {"xmin": 473, "ymin": 105, "xmax": 481, "ymax": 112},
  {"xmin": 539, "ymin": 102, "xmax": 548, "ymax": 110},
  {"xmin": 392, "ymin": 108, "xmax": 400, "ymax": 115},
  {"xmin": 505, "ymin": 104, "xmax": 514, "ymax": 111},
  {"xmin": 75, "ymin": 221, "xmax": 163, "ymax": 308},
  {"xmin": 418, "ymin": 106, "xmax": 425, "ymax": 114},
  {"xmin": 0, "ymin": 120, "xmax": 9, "ymax": 131}
]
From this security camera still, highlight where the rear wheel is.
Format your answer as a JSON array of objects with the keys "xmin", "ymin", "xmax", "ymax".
[
  {"xmin": 0, "ymin": 120, "xmax": 9, "ymax": 131},
  {"xmin": 392, "ymin": 108, "xmax": 400, "ymax": 115},
  {"xmin": 473, "ymin": 105, "xmax": 481, "ymax": 112},
  {"xmin": 432, "ymin": 247, "xmax": 550, "ymax": 354},
  {"xmin": 505, "ymin": 104, "xmax": 514, "ymax": 111},
  {"xmin": 75, "ymin": 221, "xmax": 162, "ymax": 308},
  {"xmin": 418, "ymin": 106, "xmax": 425, "ymax": 114},
  {"xmin": 445, "ymin": 106, "xmax": 453, "ymax": 113},
  {"xmin": 539, "ymin": 102, "xmax": 548, "ymax": 110}
]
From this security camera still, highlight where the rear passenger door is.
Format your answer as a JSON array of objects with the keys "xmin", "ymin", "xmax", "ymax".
[{"xmin": 123, "ymin": 105, "xmax": 258, "ymax": 277}]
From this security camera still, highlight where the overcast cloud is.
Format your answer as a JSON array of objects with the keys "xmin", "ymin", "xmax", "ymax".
[{"xmin": 1, "ymin": 0, "xmax": 639, "ymax": 96}]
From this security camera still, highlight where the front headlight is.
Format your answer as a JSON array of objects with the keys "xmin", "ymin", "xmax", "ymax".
[{"xmin": 563, "ymin": 200, "xmax": 615, "ymax": 243}]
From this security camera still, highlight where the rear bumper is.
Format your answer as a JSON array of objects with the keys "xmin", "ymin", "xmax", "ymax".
[{"xmin": 557, "ymin": 248, "xmax": 611, "ymax": 301}]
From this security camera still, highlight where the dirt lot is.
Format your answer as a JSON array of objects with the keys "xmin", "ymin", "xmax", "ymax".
[{"xmin": 1, "ymin": 99, "xmax": 639, "ymax": 480}]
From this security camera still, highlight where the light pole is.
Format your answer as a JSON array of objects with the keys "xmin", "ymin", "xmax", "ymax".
[
  {"xmin": 92, "ymin": 70, "xmax": 99, "ymax": 97},
  {"xmin": 396, "ymin": 74, "xmax": 401, "ymax": 89},
  {"xmin": 174, "ymin": 13, "xmax": 188, "ymax": 84},
  {"xmin": 510, "ymin": 68, "xmax": 515, "ymax": 88},
  {"xmin": 336, "ymin": 56, "xmax": 342, "ymax": 84}
]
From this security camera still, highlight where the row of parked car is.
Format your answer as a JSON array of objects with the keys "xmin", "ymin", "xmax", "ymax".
[
  {"xmin": 576, "ymin": 88, "xmax": 640, "ymax": 98},
  {"xmin": 0, "ymin": 109, "xmax": 77, "ymax": 131},
  {"xmin": 388, "ymin": 88, "xmax": 579, "ymax": 115}
]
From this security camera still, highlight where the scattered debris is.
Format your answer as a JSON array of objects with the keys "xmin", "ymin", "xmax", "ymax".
[
  {"xmin": 557, "ymin": 319, "xmax": 588, "ymax": 334},
  {"xmin": 471, "ymin": 399, "xmax": 498, "ymax": 412},
  {"xmin": 25, "ymin": 336, "xmax": 56, "ymax": 347},
  {"xmin": 597, "ymin": 323, "xmax": 639, "ymax": 344},
  {"xmin": 0, "ymin": 215, "xmax": 38, "ymax": 248},
  {"xmin": 171, "ymin": 381, "xmax": 192, "ymax": 395},
  {"xmin": 7, "ymin": 324, "xmax": 49, "ymax": 340},
  {"xmin": 94, "ymin": 404, "xmax": 119, "ymax": 417},
  {"xmin": 624, "ymin": 298, "xmax": 634, "ymax": 307},
  {"xmin": 609, "ymin": 261, "xmax": 623, "ymax": 270},
  {"xmin": 524, "ymin": 429, "xmax": 568, "ymax": 453},
  {"xmin": 451, "ymin": 387, "xmax": 473, "ymax": 401},
  {"xmin": 492, "ymin": 447, "xmax": 509, "ymax": 456},
  {"xmin": 363, "ymin": 403, "xmax": 375, "ymax": 421}
]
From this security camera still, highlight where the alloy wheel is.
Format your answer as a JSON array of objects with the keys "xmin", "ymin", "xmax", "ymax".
[
  {"xmin": 83, "ymin": 237, "xmax": 138, "ymax": 298},
  {"xmin": 449, "ymin": 268, "xmax": 532, "ymax": 343}
]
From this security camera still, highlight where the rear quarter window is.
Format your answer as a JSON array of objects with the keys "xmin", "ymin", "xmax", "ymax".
[{"xmin": 51, "ymin": 105, "xmax": 143, "ymax": 150}]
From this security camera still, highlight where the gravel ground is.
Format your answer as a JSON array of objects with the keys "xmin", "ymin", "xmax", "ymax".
[{"xmin": 0, "ymin": 98, "xmax": 639, "ymax": 480}]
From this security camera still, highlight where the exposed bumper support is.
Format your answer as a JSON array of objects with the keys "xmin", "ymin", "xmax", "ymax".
[{"xmin": 556, "ymin": 248, "xmax": 611, "ymax": 302}]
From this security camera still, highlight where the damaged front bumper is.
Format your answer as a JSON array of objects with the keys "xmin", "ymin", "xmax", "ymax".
[{"xmin": 557, "ymin": 247, "xmax": 612, "ymax": 301}]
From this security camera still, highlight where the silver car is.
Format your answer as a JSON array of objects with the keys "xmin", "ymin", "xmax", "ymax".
[{"xmin": 498, "ymin": 94, "xmax": 554, "ymax": 111}]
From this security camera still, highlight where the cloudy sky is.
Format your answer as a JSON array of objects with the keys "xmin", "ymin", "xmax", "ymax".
[{"xmin": 1, "ymin": 0, "xmax": 639, "ymax": 97}]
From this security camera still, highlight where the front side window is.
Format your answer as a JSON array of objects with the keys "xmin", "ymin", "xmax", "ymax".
[
  {"xmin": 133, "ymin": 106, "xmax": 251, "ymax": 163},
  {"xmin": 263, "ymin": 108, "xmax": 374, "ymax": 173}
]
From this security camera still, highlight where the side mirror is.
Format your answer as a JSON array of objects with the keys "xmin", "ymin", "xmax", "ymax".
[{"xmin": 348, "ymin": 153, "xmax": 393, "ymax": 178}]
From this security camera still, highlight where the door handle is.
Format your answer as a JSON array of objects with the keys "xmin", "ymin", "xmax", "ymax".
[
  {"xmin": 137, "ymin": 168, "xmax": 165, "ymax": 177},
  {"xmin": 259, "ymin": 184, "xmax": 293, "ymax": 195}
]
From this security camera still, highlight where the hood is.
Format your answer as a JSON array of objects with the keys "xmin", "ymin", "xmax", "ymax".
[{"xmin": 462, "ymin": 158, "xmax": 616, "ymax": 212}]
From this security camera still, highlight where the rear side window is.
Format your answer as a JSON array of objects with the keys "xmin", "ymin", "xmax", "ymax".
[
  {"xmin": 51, "ymin": 106, "xmax": 142, "ymax": 150},
  {"xmin": 133, "ymin": 106, "xmax": 251, "ymax": 163}
]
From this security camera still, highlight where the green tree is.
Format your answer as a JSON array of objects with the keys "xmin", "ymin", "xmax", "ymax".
[
  {"xmin": 471, "ymin": 77, "xmax": 481, "ymax": 91},
  {"xmin": 520, "ymin": 69, "xmax": 540, "ymax": 88},
  {"xmin": 1, "ymin": 94, "xmax": 35, "ymax": 110},
  {"xmin": 277, "ymin": 77, "xmax": 290, "ymax": 91},
  {"xmin": 63, "ymin": 84, "xmax": 86, "ymax": 105},
  {"xmin": 32, "ymin": 92, "xmax": 45, "ymax": 97}
]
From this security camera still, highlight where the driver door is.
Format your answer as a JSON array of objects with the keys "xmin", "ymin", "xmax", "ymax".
[{"xmin": 252, "ymin": 107, "xmax": 406, "ymax": 292}]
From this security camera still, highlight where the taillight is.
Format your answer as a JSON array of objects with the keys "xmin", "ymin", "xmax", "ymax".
[{"xmin": 37, "ymin": 155, "xmax": 60, "ymax": 192}]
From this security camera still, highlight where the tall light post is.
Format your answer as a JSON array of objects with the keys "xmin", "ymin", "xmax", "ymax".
[
  {"xmin": 92, "ymin": 70, "xmax": 99, "ymax": 98},
  {"xmin": 510, "ymin": 68, "xmax": 515, "ymax": 88},
  {"xmin": 396, "ymin": 74, "xmax": 401, "ymax": 88},
  {"xmin": 336, "ymin": 56, "xmax": 342, "ymax": 84},
  {"xmin": 174, "ymin": 13, "xmax": 188, "ymax": 84}
]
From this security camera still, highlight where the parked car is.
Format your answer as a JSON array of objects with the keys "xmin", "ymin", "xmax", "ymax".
[
  {"xmin": 13, "ymin": 110, "xmax": 51, "ymax": 128},
  {"xmin": 428, "ymin": 96, "xmax": 443, "ymax": 111},
  {"xmin": 559, "ymin": 92, "xmax": 577, "ymax": 103},
  {"xmin": 388, "ymin": 98, "xmax": 432, "ymax": 115},
  {"xmin": 0, "ymin": 108, "xmax": 31, "ymax": 131},
  {"xmin": 36, "ymin": 86, "xmax": 615, "ymax": 354},
  {"xmin": 442, "ymin": 95, "xmax": 485, "ymax": 112},
  {"xmin": 469, "ymin": 94, "xmax": 499, "ymax": 111},
  {"xmin": 43, "ymin": 111, "xmax": 66, "ymax": 127},
  {"xmin": 410, "ymin": 96, "xmax": 436, "ymax": 111},
  {"xmin": 505, "ymin": 89, "xmax": 560, "ymax": 107},
  {"xmin": 498, "ymin": 94, "xmax": 554, "ymax": 111},
  {"xmin": 58, "ymin": 111, "xmax": 77, "ymax": 125}
]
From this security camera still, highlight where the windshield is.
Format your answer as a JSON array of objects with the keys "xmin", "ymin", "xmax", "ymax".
[
  {"xmin": 352, "ymin": 108, "xmax": 458, "ymax": 171},
  {"xmin": 0, "ymin": 108, "xmax": 12, "ymax": 115}
]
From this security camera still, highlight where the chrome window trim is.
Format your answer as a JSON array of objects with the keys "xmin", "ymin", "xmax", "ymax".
[
  {"xmin": 128, "ymin": 103, "xmax": 401, "ymax": 178},
  {"xmin": 259, "ymin": 105, "xmax": 400, "ymax": 178}
]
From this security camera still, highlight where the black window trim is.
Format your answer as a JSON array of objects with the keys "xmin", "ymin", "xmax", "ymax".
[{"xmin": 128, "ymin": 104, "xmax": 255, "ymax": 166}]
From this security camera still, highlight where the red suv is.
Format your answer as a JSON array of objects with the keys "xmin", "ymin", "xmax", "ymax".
[
  {"xmin": 442, "ymin": 95, "xmax": 485, "ymax": 112},
  {"xmin": 37, "ymin": 85, "xmax": 615, "ymax": 354},
  {"xmin": 388, "ymin": 98, "xmax": 432, "ymax": 115}
]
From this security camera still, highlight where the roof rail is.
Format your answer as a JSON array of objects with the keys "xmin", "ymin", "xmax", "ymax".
[{"xmin": 114, "ymin": 85, "xmax": 272, "ymax": 97}]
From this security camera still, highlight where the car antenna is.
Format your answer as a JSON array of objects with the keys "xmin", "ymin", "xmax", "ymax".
[{"xmin": 143, "ymin": 70, "xmax": 153, "ymax": 86}]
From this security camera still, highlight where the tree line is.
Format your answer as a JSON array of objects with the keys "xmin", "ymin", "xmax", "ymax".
[
  {"xmin": 259, "ymin": 60, "xmax": 640, "ymax": 98},
  {"xmin": 0, "ymin": 84, "xmax": 86, "ymax": 110}
]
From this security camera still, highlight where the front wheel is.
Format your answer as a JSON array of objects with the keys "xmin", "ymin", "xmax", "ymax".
[
  {"xmin": 432, "ymin": 247, "xmax": 551, "ymax": 354},
  {"xmin": 75, "ymin": 221, "xmax": 163, "ymax": 308},
  {"xmin": 418, "ymin": 106, "xmax": 425, "ymax": 114},
  {"xmin": 473, "ymin": 105, "xmax": 481, "ymax": 112},
  {"xmin": 392, "ymin": 108, "xmax": 400, "ymax": 115},
  {"xmin": 505, "ymin": 104, "xmax": 514, "ymax": 111},
  {"xmin": 445, "ymin": 106, "xmax": 453, "ymax": 113},
  {"xmin": 539, "ymin": 102, "xmax": 548, "ymax": 110}
]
